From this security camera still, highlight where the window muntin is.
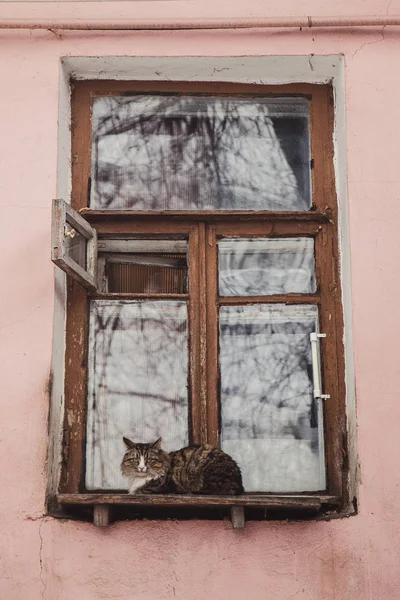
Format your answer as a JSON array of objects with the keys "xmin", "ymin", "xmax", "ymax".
[{"xmin": 91, "ymin": 96, "xmax": 311, "ymax": 211}]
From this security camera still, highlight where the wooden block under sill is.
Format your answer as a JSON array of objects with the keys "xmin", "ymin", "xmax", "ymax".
[
  {"xmin": 231, "ymin": 506, "xmax": 245, "ymax": 529},
  {"xmin": 93, "ymin": 504, "xmax": 110, "ymax": 527}
]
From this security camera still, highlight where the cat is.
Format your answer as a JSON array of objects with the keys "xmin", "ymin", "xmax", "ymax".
[
  {"xmin": 121, "ymin": 437, "xmax": 244, "ymax": 495},
  {"xmin": 121, "ymin": 438, "xmax": 170, "ymax": 494}
]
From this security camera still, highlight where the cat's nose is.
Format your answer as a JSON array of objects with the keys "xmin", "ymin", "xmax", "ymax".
[{"xmin": 137, "ymin": 466, "xmax": 147, "ymax": 472}]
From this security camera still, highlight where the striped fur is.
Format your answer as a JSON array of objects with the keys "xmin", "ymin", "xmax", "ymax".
[{"xmin": 121, "ymin": 438, "xmax": 243, "ymax": 495}]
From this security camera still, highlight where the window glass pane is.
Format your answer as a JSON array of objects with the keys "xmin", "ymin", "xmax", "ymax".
[
  {"xmin": 106, "ymin": 254, "xmax": 187, "ymax": 293},
  {"xmin": 219, "ymin": 237, "xmax": 316, "ymax": 296},
  {"xmin": 219, "ymin": 304, "xmax": 325, "ymax": 492},
  {"xmin": 91, "ymin": 96, "xmax": 311, "ymax": 211},
  {"xmin": 86, "ymin": 300, "xmax": 189, "ymax": 490},
  {"xmin": 65, "ymin": 227, "xmax": 87, "ymax": 269}
]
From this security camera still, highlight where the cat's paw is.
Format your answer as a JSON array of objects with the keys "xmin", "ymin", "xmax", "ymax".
[{"xmin": 127, "ymin": 479, "xmax": 147, "ymax": 494}]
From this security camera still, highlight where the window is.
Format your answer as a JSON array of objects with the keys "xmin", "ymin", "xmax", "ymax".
[{"xmin": 52, "ymin": 81, "xmax": 347, "ymax": 526}]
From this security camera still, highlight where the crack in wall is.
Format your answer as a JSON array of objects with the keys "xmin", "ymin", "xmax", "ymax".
[
  {"xmin": 0, "ymin": 306, "xmax": 41, "ymax": 333},
  {"xmin": 349, "ymin": 27, "xmax": 386, "ymax": 61},
  {"xmin": 39, "ymin": 521, "xmax": 47, "ymax": 600}
]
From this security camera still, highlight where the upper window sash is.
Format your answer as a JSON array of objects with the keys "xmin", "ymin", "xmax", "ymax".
[{"xmin": 90, "ymin": 95, "xmax": 311, "ymax": 212}]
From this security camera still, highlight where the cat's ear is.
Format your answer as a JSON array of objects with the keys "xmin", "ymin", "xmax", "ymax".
[
  {"xmin": 123, "ymin": 437, "xmax": 135, "ymax": 449},
  {"xmin": 152, "ymin": 438, "xmax": 162, "ymax": 450}
]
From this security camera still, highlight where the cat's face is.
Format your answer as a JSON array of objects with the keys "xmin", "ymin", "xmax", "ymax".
[{"xmin": 121, "ymin": 437, "xmax": 170, "ymax": 480}]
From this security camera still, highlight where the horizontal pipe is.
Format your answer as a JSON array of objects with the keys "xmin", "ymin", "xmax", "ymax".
[{"xmin": 0, "ymin": 15, "xmax": 399, "ymax": 31}]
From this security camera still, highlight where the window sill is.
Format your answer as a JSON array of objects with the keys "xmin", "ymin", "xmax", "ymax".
[
  {"xmin": 80, "ymin": 209, "xmax": 332, "ymax": 223},
  {"xmin": 57, "ymin": 493, "xmax": 340, "ymax": 528}
]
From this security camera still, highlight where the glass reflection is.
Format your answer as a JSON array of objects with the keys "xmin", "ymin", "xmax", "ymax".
[
  {"xmin": 91, "ymin": 96, "xmax": 311, "ymax": 211},
  {"xmin": 219, "ymin": 304, "xmax": 326, "ymax": 492},
  {"xmin": 219, "ymin": 237, "xmax": 316, "ymax": 296},
  {"xmin": 86, "ymin": 300, "xmax": 189, "ymax": 490}
]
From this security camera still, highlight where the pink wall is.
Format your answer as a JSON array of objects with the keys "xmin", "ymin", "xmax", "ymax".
[{"xmin": 1, "ymin": 1, "xmax": 400, "ymax": 597}]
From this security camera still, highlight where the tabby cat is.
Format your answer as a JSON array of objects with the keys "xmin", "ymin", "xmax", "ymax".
[{"xmin": 121, "ymin": 437, "xmax": 243, "ymax": 495}]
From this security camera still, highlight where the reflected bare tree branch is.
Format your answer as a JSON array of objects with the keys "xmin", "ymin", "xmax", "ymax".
[
  {"xmin": 86, "ymin": 300, "xmax": 189, "ymax": 490},
  {"xmin": 220, "ymin": 304, "xmax": 326, "ymax": 493},
  {"xmin": 219, "ymin": 238, "xmax": 316, "ymax": 296},
  {"xmin": 91, "ymin": 96, "xmax": 311, "ymax": 211}
]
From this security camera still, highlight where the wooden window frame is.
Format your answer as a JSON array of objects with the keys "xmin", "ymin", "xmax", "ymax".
[{"xmin": 55, "ymin": 80, "xmax": 347, "ymax": 526}]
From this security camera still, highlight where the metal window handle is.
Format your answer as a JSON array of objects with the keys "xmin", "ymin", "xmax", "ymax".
[
  {"xmin": 310, "ymin": 332, "xmax": 330, "ymax": 400},
  {"xmin": 64, "ymin": 224, "xmax": 77, "ymax": 239}
]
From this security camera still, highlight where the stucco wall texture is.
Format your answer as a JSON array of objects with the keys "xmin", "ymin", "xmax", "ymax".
[{"xmin": 1, "ymin": 1, "xmax": 400, "ymax": 598}]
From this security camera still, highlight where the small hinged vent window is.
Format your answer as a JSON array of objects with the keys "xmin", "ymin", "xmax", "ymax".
[{"xmin": 51, "ymin": 198, "xmax": 97, "ymax": 290}]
